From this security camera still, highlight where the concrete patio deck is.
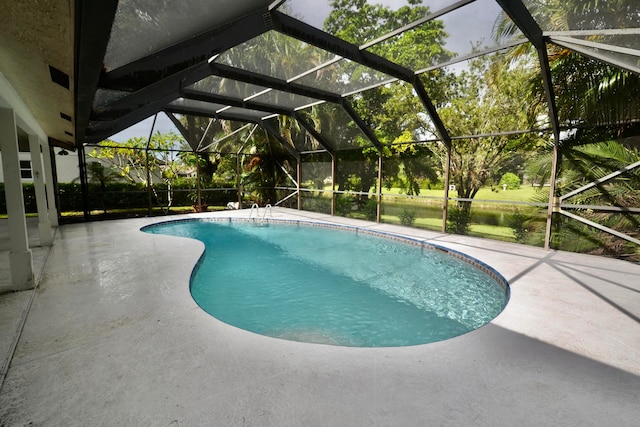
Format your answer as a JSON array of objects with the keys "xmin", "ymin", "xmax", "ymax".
[{"xmin": 1, "ymin": 208, "xmax": 639, "ymax": 426}]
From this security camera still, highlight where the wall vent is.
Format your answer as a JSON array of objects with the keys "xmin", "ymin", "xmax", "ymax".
[{"xmin": 49, "ymin": 65, "xmax": 70, "ymax": 89}]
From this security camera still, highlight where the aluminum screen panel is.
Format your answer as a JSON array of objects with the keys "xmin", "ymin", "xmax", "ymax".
[
  {"xmin": 249, "ymin": 89, "xmax": 323, "ymax": 111},
  {"xmin": 369, "ymin": 0, "xmax": 525, "ymax": 71},
  {"xmin": 277, "ymin": 0, "xmax": 464, "ymax": 46},
  {"xmin": 293, "ymin": 57, "xmax": 396, "ymax": 96},
  {"xmin": 347, "ymin": 80, "xmax": 438, "ymax": 145},
  {"xmin": 188, "ymin": 76, "xmax": 269, "ymax": 100},
  {"xmin": 104, "ymin": 0, "xmax": 272, "ymax": 71},
  {"xmin": 522, "ymin": 0, "xmax": 640, "ymax": 32},
  {"xmin": 215, "ymin": 31, "xmax": 336, "ymax": 82},
  {"xmin": 168, "ymin": 98, "xmax": 230, "ymax": 116},
  {"xmin": 92, "ymin": 89, "xmax": 131, "ymax": 109},
  {"xmin": 297, "ymin": 103, "xmax": 375, "ymax": 151},
  {"xmin": 427, "ymin": 51, "xmax": 545, "ymax": 136}
]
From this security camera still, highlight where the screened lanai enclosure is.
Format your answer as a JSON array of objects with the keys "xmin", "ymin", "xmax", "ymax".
[{"xmin": 59, "ymin": 0, "xmax": 639, "ymax": 260}]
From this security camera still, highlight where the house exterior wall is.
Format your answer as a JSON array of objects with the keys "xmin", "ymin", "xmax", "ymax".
[{"xmin": 0, "ymin": 150, "xmax": 79, "ymax": 183}]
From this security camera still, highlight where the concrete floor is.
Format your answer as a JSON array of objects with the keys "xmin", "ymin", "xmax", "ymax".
[{"xmin": 1, "ymin": 208, "xmax": 639, "ymax": 426}]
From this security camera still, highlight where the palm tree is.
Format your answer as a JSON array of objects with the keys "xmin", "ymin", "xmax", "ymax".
[
  {"xmin": 85, "ymin": 161, "xmax": 122, "ymax": 213},
  {"xmin": 493, "ymin": 0, "xmax": 640, "ymax": 130},
  {"xmin": 526, "ymin": 140, "xmax": 640, "ymax": 259}
]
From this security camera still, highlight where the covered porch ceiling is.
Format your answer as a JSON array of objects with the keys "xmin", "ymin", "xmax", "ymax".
[{"xmin": 0, "ymin": 0, "xmax": 75, "ymax": 149}]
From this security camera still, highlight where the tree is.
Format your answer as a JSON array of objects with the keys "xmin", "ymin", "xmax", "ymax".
[
  {"xmin": 432, "ymin": 54, "xmax": 544, "ymax": 232},
  {"xmin": 89, "ymin": 131, "xmax": 188, "ymax": 211},
  {"xmin": 494, "ymin": 0, "xmax": 640, "ymax": 132},
  {"xmin": 323, "ymin": 0, "xmax": 451, "ymax": 201},
  {"xmin": 84, "ymin": 161, "xmax": 123, "ymax": 213}
]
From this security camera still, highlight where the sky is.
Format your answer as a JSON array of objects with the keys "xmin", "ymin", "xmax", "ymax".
[{"xmin": 110, "ymin": 112, "xmax": 179, "ymax": 142}]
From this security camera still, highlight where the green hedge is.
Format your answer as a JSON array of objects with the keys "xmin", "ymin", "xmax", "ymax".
[
  {"xmin": 0, "ymin": 183, "xmax": 37, "ymax": 214},
  {"xmin": 0, "ymin": 182, "xmax": 238, "ymax": 214}
]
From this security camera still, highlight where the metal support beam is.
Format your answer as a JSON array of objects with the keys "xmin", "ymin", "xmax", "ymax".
[
  {"xmin": 269, "ymin": 11, "xmax": 466, "ymax": 146},
  {"xmin": 209, "ymin": 63, "xmax": 343, "ymax": 104},
  {"xmin": 442, "ymin": 143, "xmax": 452, "ymax": 233},
  {"xmin": 181, "ymin": 88, "xmax": 293, "ymax": 117},
  {"xmin": 495, "ymin": 0, "xmax": 544, "ymax": 49},
  {"xmin": 85, "ymin": 90, "xmax": 183, "ymax": 143},
  {"xmin": 412, "ymin": 77, "xmax": 451, "ymax": 146},
  {"xmin": 145, "ymin": 114, "xmax": 157, "ymax": 216},
  {"xmin": 550, "ymin": 39, "xmax": 640, "ymax": 75},
  {"xmin": 544, "ymin": 144, "xmax": 560, "ymax": 250},
  {"xmin": 561, "ymin": 159, "xmax": 640, "ymax": 202},
  {"xmin": 341, "ymin": 101, "xmax": 383, "ymax": 152},
  {"xmin": 331, "ymin": 155, "xmax": 337, "ymax": 216},
  {"xmin": 77, "ymin": 144, "xmax": 90, "ymax": 220},
  {"xmin": 297, "ymin": 160, "xmax": 302, "ymax": 210},
  {"xmin": 551, "ymin": 35, "xmax": 640, "ymax": 59},
  {"xmin": 164, "ymin": 111, "xmax": 197, "ymax": 149},
  {"xmin": 416, "ymin": 39, "xmax": 526, "ymax": 75},
  {"xmin": 42, "ymin": 143, "xmax": 59, "ymax": 226},
  {"xmin": 497, "ymin": 1, "xmax": 563, "ymax": 250},
  {"xmin": 293, "ymin": 112, "xmax": 335, "ymax": 155},
  {"xmin": 260, "ymin": 120, "xmax": 301, "ymax": 160},
  {"xmin": 100, "ymin": 9, "xmax": 272, "ymax": 90},
  {"xmin": 164, "ymin": 105, "xmax": 265, "ymax": 125},
  {"xmin": 560, "ymin": 209, "xmax": 640, "ymax": 246},
  {"xmin": 360, "ymin": 0, "xmax": 476, "ymax": 50},
  {"xmin": 90, "ymin": 63, "xmax": 211, "ymax": 123},
  {"xmin": 270, "ymin": 10, "xmax": 414, "ymax": 83},
  {"xmin": 199, "ymin": 123, "xmax": 253, "ymax": 153},
  {"xmin": 75, "ymin": 0, "xmax": 119, "ymax": 144},
  {"xmin": 537, "ymin": 47, "xmax": 562, "ymax": 251},
  {"xmin": 377, "ymin": 154, "xmax": 383, "ymax": 223},
  {"xmin": 94, "ymin": 63, "xmax": 211, "ymax": 121},
  {"xmin": 28, "ymin": 134, "xmax": 53, "ymax": 246}
]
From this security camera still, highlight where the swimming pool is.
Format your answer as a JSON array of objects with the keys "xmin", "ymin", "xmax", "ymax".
[{"xmin": 143, "ymin": 219, "xmax": 509, "ymax": 347}]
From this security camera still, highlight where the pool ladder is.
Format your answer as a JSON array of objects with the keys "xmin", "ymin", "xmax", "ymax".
[{"xmin": 249, "ymin": 203, "xmax": 272, "ymax": 223}]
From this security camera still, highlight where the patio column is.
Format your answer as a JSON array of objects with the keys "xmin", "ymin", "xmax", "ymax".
[
  {"xmin": 28, "ymin": 134, "xmax": 53, "ymax": 246},
  {"xmin": 0, "ymin": 108, "xmax": 33, "ymax": 290},
  {"xmin": 42, "ymin": 143, "xmax": 59, "ymax": 226}
]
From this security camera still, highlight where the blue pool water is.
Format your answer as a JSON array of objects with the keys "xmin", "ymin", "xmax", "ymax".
[{"xmin": 144, "ymin": 219, "xmax": 509, "ymax": 347}]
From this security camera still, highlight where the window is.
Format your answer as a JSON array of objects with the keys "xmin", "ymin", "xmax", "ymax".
[{"xmin": 20, "ymin": 160, "xmax": 32, "ymax": 179}]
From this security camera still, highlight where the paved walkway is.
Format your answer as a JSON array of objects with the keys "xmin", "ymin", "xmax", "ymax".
[{"xmin": 1, "ymin": 208, "xmax": 639, "ymax": 426}]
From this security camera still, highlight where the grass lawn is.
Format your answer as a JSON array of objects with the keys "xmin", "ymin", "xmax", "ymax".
[
  {"xmin": 383, "ymin": 185, "xmax": 547, "ymax": 203},
  {"xmin": 382, "ymin": 215, "xmax": 517, "ymax": 241}
]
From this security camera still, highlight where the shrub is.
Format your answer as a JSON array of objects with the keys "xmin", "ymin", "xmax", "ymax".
[
  {"xmin": 499, "ymin": 172, "xmax": 521, "ymax": 190},
  {"xmin": 0, "ymin": 183, "xmax": 37, "ymax": 214},
  {"xmin": 447, "ymin": 203, "xmax": 471, "ymax": 235},
  {"xmin": 399, "ymin": 208, "xmax": 416, "ymax": 226},
  {"xmin": 507, "ymin": 208, "xmax": 530, "ymax": 242},
  {"xmin": 363, "ymin": 198, "xmax": 378, "ymax": 221},
  {"xmin": 335, "ymin": 194, "xmax": 354, "ymax": 217}
]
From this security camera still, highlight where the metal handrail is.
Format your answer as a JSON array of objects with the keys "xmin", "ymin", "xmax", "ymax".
[
  {"xmin": 248, "ymin": 203, "xmax": 259, "ymax": 220},
  {"xmin": 262, "ymin": 204, "xmax": 272, "ymax": 221}
]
